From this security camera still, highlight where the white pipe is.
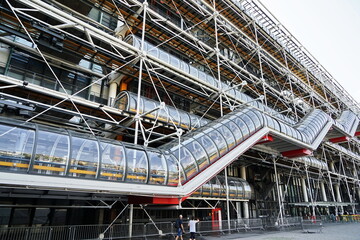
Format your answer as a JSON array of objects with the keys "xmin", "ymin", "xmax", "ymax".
[
  {"xmin": 301, "ymin": 178, "xmax": 309, "ymax": 202},
  {"xmin": 320, "ymin": 181, "xmax": 328, "ymax": 202},
  {"xmin": 108, "ymin": 82, "xmax": 118, "ymax": 106},
  {"xmin": 242, "ymin": 201, "xmax": 249, "ymax": 219}
]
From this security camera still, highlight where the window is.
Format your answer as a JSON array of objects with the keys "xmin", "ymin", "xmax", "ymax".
[
  {"xmin": 0, "ymin": 124, "xmax": 34, "ymax": 172},
  {"xmin": 100, "ymin": 142, "xmax": 125, "ymax": 181},
  {"xmin": 68, "ymin": 136, "xmax": 99, "ymax": 178},
  {"xmin": 33, "ymin": 130, "xmax": 69, "ymax": 175}
]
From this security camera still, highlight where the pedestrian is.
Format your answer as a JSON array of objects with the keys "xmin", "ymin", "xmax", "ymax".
[
  {"xmin": 188, "ymin": 216, "xmax": 200, "ymax": 240},
  {"xmin": 175, "ymin": 214, "xmax": 185, "ymax": 240}
]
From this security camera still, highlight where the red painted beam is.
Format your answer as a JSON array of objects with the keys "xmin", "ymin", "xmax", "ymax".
[
  {"xmin": 329, "ymin": 136, "xmax": 350, "ymax": 143},
  {"xmin": 281, "ymin": 149, "xmax": 312, "ymax": 158},
  {"xmin": 256, "ymin": 135, "xmax": 274, "ymax": 145},
  {"xmin": 128, "ymin": 196, "xmax": 185, "ymax": 205},
  {"xmin": 355, "ymin": 132, "xmax": 360, "ymax": 136}
]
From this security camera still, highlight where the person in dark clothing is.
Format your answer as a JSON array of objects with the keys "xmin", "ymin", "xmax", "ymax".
[{"xmin": 175, "ymin": 214, "xmax": 185, "ymax": 240}]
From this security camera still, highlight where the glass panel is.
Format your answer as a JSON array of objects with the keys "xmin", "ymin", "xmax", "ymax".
[
  {"xmin": 100, "ymin": 142, "xmax": 125, "ymax": 181},
  {"xmin": 148, "ymin": 45, "xmax": 159, "ymax": 58},
  {"xmin": 266, "ymin": 116, "xmax": 275, "ymax": 129},
  {"xmin": 113, "ymin": 92, "xmax": 129, "ymax": 111},
  {"xmin": 138, "ymin": 98, "xmax": 144, "ymax": 114},
  {"xmin": 0, "ymin": 125, "xmax": 34, "ymax": 172},
  {"xmin": 168, "ymin": 107, "xmax": 180, "ymax": 126},
  {"xmin": 164, "ymin": 153, "xmax": 185, "ymax": 186},
  {"xmin": 192, "ymin": 186, "xmax": 202, "ymax": 197},
  {"xmin": 128, "ymin": 95, "xmax": 137, "ymax": 113},
  {"xmin": 236, "ymin": 181, "xmax": 244, "ymax": 198},
  {"xmin": 243, "ymin": 181, "xmax": 251, "ymax": 199},
  {"xmin": 69, "ymin": 136, "xmax": 99, "ymax": 178},
  {"xmin": 172, "ymin": 146, "xmax": 198, "ymax": 179},
  {"xmin": 233, "ymin": 117, "xmax": 250, "ymax": 140},
  {"xmin": 157, "ymin": 106, "xmax": 169, "ymax": 123},
  {"xmin": 202, "ymin": 182, "xmax": 212, "ymax": 197},
  {"xmin": 228, "ymin": 180, "xmax": 238, "ymax": 198},
  {"xmin": 272, "ymin": 119, "xmax": 281, "ymax": 131},
  {"xmin": 220, "ymin": 181, "xmax": 227, "ymax": 198},
  {"xmin": 180, "ymin": 61, "xmax": 190, "ymax": 74},
  {"xmin": 159, "ymin": 50, "xmax": 169, "ymax": 63},
  {"xmin": 180, "ymin": 112, "xmax": 190, "ymax": 129},
  {"xmin": 205, "ymin": 128, "xmax": 227, "ymax": 156},
  {"xmin": 185, "ymin": 140, "xmax": 209, "ymax": 170},
  {"xmin": 189, "ymin": 66, "xmax": 198, "ymax": 78},
  {"xmin": 33, "ymin": 131, "xmax": 68, "ymax": 175},
  {"xmin": 200, "ymin": 118, "xmax": 210, "ymax": 127},
  {"xmin": 224, "ymin": 119, "xmax": 243, "ymax": 144},
  {"xmin": 147, "ymin": 150, "xmax": 167, "ymax": 185},
  {"xmin": 206, "ymin": 75, "xmax": 216, "ymax": 87},
  {"xmin": 217, "ymin": 124, "xmax": 236, "ymax": 150},
  {"xmin": 194, "ymin": 133, "xmax": 219, "ymax": 163},
  {"xmin": 189, "ymin": 114, "xmax": 201, "ymax": 129},
  {"xmin": 126, "ymin": 148, "xmax": 148, "ymax": 183},
  {"xmin": 211, "ymin": 179, "xmax": 221, "ymax": 197},
  {"xmin": 246, "ymin": 110, "xmax": 262, "ymax": 129},
  {"xmin": 144, "ymin": 99, "xmax": 157, "ymax": 118},
  {"xmin": 198, "ymin": 71, "xmax": 206, "ymax": 82},
  {"xmin": 239, "ymin": 114, "xmax": 255, "ymax": 133},
  {"xmin": 170, "ymin": 56, "xmax": 180, "ymax": 69}
]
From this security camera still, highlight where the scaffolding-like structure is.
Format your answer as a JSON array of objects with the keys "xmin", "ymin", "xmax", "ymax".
[{"xmin": 0, "ymin": 0, "xmax": 359, "ymax": 231}]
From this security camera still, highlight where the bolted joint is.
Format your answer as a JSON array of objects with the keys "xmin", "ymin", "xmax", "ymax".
[
  {"xmin": 176, "ymin": 128, "xmax": 183, "ymax": 137},
  {"xmin": 138, "ymin": 50, "xmax": 147, "ymax": 59},
  {"xmin": 134, "ymin": 114, "xmax": 140, "ymax": 121},
  {"xmin": 159, "ymin": 102, "xmax": 166, "ymax": 110}
]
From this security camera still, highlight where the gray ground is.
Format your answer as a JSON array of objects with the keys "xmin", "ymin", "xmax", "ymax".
[{"xmin": 201, "ymin": 223, "xmax": 359, "ymax": 240}]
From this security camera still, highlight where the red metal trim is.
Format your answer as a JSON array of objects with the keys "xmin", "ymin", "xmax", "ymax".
[
  {"xmin": 256, "ymin": 134, "xmax": 274, "ymax": 145},
  {"xmin": 128, "ymin": 196, "xmax": 181, "ymax": 205},
  {"xmin": 281, "ymin": 148, "xmax": 312, "ymax": 158},
  {"xmin": 329, "ymin": 136, "xmax": 349, "ymax": 143}
]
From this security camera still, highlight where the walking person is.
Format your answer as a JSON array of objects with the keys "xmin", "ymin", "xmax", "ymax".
[
  {"xmin": 188, "ymin": 216, "xmax": 200, "ymax": 240},
  {"xmin": 175, "ymin": 214, "xmax": 185, "ymax": 240}
]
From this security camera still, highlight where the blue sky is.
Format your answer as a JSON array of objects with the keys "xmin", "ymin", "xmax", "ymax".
[{"xmin": 261, "ymin": 0, "xmax": 360, "ymax": 104}]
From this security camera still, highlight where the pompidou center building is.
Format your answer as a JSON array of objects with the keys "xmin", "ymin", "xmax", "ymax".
[{"xmin": 0, "ymin": 0, "xmax": 359, "ymax": 232}]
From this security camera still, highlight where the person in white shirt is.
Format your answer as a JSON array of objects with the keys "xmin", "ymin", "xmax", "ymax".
[{"xmin": 188, "ymin": 216, "xmax": 200, "ymax": 240}]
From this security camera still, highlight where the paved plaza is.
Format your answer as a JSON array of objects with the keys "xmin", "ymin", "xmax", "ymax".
[{"xmin": 202, "ymin": 223, "xmax": 359, "ymax": 240}]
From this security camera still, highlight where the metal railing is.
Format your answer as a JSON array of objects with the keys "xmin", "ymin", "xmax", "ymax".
[{"xmin": 0, "ymin": 219, "xmax": 266, "ymax": 240}]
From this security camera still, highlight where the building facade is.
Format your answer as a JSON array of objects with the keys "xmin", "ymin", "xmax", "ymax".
[{"xmin": 0, "ymin": 0, "xmax": 359, "ymax": 230}]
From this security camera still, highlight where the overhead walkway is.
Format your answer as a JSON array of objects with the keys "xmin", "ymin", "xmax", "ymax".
[{"xmin": 0, "ymin": 99, "xmax": 359, "ymax": 199}]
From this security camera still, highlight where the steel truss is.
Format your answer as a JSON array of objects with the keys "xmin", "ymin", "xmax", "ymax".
[{"xmin": 0, "ymin": 0, "xmax": 359, "ymax": 232}]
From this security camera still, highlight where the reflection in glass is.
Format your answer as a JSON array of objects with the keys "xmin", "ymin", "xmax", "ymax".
[
  {"xmin": 217, "ymin": 124, "xmax": 236, "ymax": 150},
  {"xmin": 33, "ymin": 131, "xmax": 68, "ymax": 175},
  {"xmin": 185, "ymin": 140, "xmax": 209, "ymax": 170},
  {"xmin": 224, "ymin": 120, "xmax": 242, "ymax": 144},
  {"xmin": 172, "ymin": 146, "xmax": 198, "ymax": 179},
  {"xmin": 0, "ymin": 125, "xmax": 34, "ymax": 172},
  {"xmin": 164, "ymin": 153, "xmax": 185, "ymax": 186},
  {"xmin": 194, "ymin": 133, "xmax": 219, "ymax": 163},
  {"xmin": 206, "ymin": 128, "xmax": 227, "ymax": 156},
  {"xmin": 69, "ymin": 137, "xmax": 99, "ymax": 178},
  {"xmin": 233, "ymin": 117, "xmax": 250, "ymax": 140},
  {"xmin": 100, "ymin": 142, "xmax": 125, "ymax": 181},
  {"xmin": 126, "ymin": 148, "xmax": 148, "ymax": 183},
  {"xmin": 147, "ymin": 150, "xmax": 167, "ymax": 185}
]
